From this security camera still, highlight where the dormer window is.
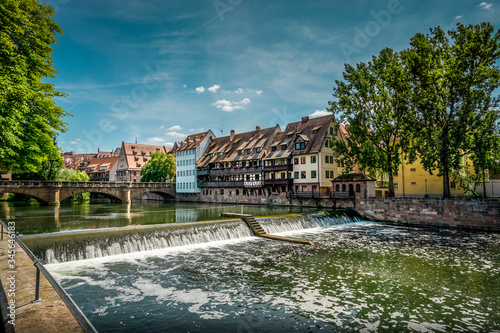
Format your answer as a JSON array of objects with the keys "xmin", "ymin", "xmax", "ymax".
[
  {"xmin": 281, "ymin": 144, "xmax": 287, "ymax": 150},
  {"xmin": 295, "ymin": 142, "xmax": 306, "ymax": 150},
  {"xmin": 312, "ymin": 129, "xmax": 318, "ymax": 134},
  {"xmin": 256, "ymin": 147, "xmax": 261, "ymax": 153},
  {"xmin": 210, "ymin": 153, "xmax": 214, "ymax": 158},
  {"xmin": 238, "ymin": 150, "xmax": 242, "ymax": 155},
  {"xmin": 217, "ymin": 152, "xmax": 222, "ymax": 157},
  {"xmin": 272, "ymin": 146, "xmax": 277, "ymax": 152}
]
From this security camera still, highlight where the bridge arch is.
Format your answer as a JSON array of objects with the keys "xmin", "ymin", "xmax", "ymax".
[
  {"xmin": 58, "ymin": 189, "xmax": 123, "ymax": 204},
  {"xmin": 129, "ymin": 189, "xmax": 175, "ymax": 202},
  {"xmin": 0, "ymin": 189, "xmax": 49, "ymax": 205}
]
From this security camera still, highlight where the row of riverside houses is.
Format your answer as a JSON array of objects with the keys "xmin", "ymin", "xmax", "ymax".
[{"xmin": 174, "ymin": 114, "xmax": 351, "ymax": 204}]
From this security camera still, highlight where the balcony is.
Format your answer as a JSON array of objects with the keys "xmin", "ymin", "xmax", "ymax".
[
  {"xmin": 264, "ymin": 178, "xmax": 292, "ymax": 186},
  {"xmin": 198, "ymin": 181, "xmax": 245, "ymax": 188},
  {"xmin": 263, "ymin": 164, "xmax": 292, "ymax": 172}
]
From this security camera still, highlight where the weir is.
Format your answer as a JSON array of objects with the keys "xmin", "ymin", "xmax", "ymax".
[
  {"xmin": 21, "ymin": 213, "xmax": 357, "ymax": 264},
  {"xmin": 221, "ymin": 213, "xmax": 316, "ymax": 246}
]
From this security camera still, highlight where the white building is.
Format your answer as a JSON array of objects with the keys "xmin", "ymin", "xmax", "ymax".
[{"xmin": 174, "ymin": 130, "xmax": 215, "ymax": 193}]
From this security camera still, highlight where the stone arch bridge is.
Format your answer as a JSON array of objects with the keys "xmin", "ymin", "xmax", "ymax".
[{"xmin": 0, "ymin": 181, "xmax": 176, "ymax": 205}]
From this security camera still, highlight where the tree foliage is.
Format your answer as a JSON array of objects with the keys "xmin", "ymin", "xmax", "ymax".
[
  {"xmin": 0, "ymin": 0, "xmax": 69, "ymax": 175},
  {"xmin": 403, "ymin": 23, "xmax": 500, "ymax": 197},
  {"xmin": 57, "ymin": 168, "xmax": 90, "ymax": 182},
  {"xmin": 141, "ymin": 152, "xmax": 176, "ymax": 182},
  {"xmin": 328, "ymin": 48, "xmax": 411, "ymax": 197},
  {"xmin": 329, "ymin": 23, "xmax": 500, "ymax": 198}
]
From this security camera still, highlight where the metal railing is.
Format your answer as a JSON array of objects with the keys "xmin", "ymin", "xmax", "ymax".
[{"xmin": 0, "ymin": 220, "xmax": 97, "ymax": 333}]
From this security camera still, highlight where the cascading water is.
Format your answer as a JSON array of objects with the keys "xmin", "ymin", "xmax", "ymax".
[
  {"xmin": 259, "ymin": 213, "xmax": 360, "ymax": 234},
  {"xmin": 23, "ymin": 213, "xmax": 358, "ymax": 264}
]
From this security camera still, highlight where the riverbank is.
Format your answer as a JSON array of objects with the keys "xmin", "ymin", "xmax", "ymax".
[
  {"xmin": 0, "ymin": 228, "xmax": 83, "ymax": 332},
  {"xmin": 356, "ymin": 197, "xmax": 500, "ymax": 232}
]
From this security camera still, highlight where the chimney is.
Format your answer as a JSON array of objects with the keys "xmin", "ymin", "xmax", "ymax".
[
  {"xmin": 230, "ymin": 129, "xmax": 235, "ymax": 142},
  {"xmin": 256, "ymin": 126, "xmax": 261, "ymax": 130},
  {"xmin": 301, "ymin": 116, "xmax": 309, "ymax": 123}
]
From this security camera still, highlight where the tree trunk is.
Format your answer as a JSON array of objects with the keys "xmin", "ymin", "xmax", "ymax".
[
  {"xmin": 483, "ymin": 169, "xmax": 487, "ymax": 198},
  {"xmin": 388, "ymin": 154, "xmax": 395, "ymax": 197},
  {"xmin": 442, "ymin": 167, "xmax": 451, "ymax": 198}
]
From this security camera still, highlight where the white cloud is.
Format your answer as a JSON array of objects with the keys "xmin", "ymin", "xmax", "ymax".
[
  {"xmin": 195, "ymin": 86, "xmax": 205, "ymax": 93},
  {"xmin": 159, "ymin": 125, "xmax": 164, "ymax": 130},
  {"xmin": 479, "ymin": 2, "xmax": 493, "ymax": 10},
  {"xmin": 164, "ymin": 142, "xmax": 174, "ymax": 147},
  {"xmin": 70, "ymin": 141, "xmax": 78, "ymax": 145},
  {"xmin": 234, "ymin": 88, "xmax": 244, "ymax": 94},
  {"xmin": 208, "ymin": 84, "xmax": 221, "ymax": 93},
  {"xmin": 213, "ymin": 98, "xmax": 251, "ymax": 112},
  {"xmin": 183, "ymin": 84, "xmax": 187, "ymax": 88},
  {"xmin": 147, "ymin": 137, "xmax": 164, "ymax": 143},
  {"xmin": 76, "ymin": 138, "xmax": 81, "ymax": 142},
  {"xmin": 455, "ymin": 15, "xmax": 463, "ymax": 19},
  {"xmin": 165, "ymin": 131, "xmax": 187, "ymax": 138},
  {"xmin": 309, "ymin": 109, "xmax": 330, "ymax": 118},
  {"xmin": 167, "ymin": 125, "xmax": 182, "ymax": 131},
  {"xmin": 256, "ymin": 90, "xmax": 263, "ymax": 95}
]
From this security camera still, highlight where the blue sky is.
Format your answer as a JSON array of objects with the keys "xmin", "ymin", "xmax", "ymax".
[{"xmin": 48, "ymin": 0, "xmax": 500, "ymax": 153}]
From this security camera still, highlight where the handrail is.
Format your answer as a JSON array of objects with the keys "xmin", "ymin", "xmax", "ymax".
[{"xmin": 0, "ymin": 220, "xmax": 98, "ymax": 333}]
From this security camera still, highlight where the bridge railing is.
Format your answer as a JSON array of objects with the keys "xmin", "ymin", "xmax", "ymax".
[{"xmin": 0, "ymin": 180, "xmax": 175, "ymax": 188}]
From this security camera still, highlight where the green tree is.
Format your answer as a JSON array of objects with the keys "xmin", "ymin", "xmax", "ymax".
[
  {"xmin": 328, "ymin": 48, "xmax": 411, "ymax": 197},
  {"xmin": 56, "ymin": 168, "xmax": 90, "ymax": 202},
  {"xmin": 0, "ymin": 0, "xmax": 69, "ymax": 175},
  {"xmin": 404, "ymin": 23, "xmax": 500, "ymax": 198},
  {"xmin": 141, "ymin": 152, "xmax": 176, "ymax": 182},
  {"xmin": 57, "ymin": 168, "xmax": 90, "ymax": 182}
]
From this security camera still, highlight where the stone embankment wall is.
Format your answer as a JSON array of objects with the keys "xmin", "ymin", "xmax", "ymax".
[{"xmin": 357, "ymin": 197, "xmax": 500, "ymax": 231}]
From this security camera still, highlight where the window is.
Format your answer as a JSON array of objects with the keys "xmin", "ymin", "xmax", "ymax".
[
  {"xmin": 217, "ymin": 152, "xmax": 221, "ymax": 157},
  {"xmin": 325, "ymin": 156, "xmax": 329, "ymax": 163},
  {"xmin": 310, "ymin": 156, "xmax": 316, "ymax": 163},
  {"xmin": 312, "ymin": 129, "xmax": 318, "ymax": 134},
  {"xmin": 301, "ymin": 157, "xmax": 306, "ymax": 164},
  {"xmin": 411, "ymin": 182, "xmax": 417, "ymax": 185},
  {"xmin": 325, "ymin": 140, "xmax": 329, "ymax": 148},
  {"xmin": 450, "ymin": 182, "xmax": 456, "ymax": 189},
  {"xmin": 236, "ymin": 189, "xmax": 240, "ymax": 195},
  {"xmin": 335, "ymin": 184, "xmax": 340, "ymax": 191},
  {"xmin": 256, "ymin": 147, "xmax": 261, "ymax": 153},
  {"xmin": 356, "ymin": 184, "xmax": 361, "ymax": 192},
  {"xmin": 330, "ymin": 127, "xmax": 333, "ymax": 135},
  {"xmin": 302, "ymin": 185, "xmax": 307, "ymax": 192},
  {"xmin": 311, "ymin": 170, "xmax": 317, "ymax": 179},
  {"xmin": 220, "ymin": 189, "xmax": 224, "ymax": 195},
  {"xmin": 330, "ymin": 156, "xmax": 334, "ymax": 164},
  {"xmin": 326, "ymin": 170, "xmax": 330, "ymax": 178},
  {"xmin": 342, "ymin": 184, "xmax": 346, "ymax": 192},
  {"xmin": 312, "ymin": 185, "xmax": 317, "ymax": 192},
  {"xmin": 238, "ymin": 150, "xmax": 242, "ymax": 155},
  {"xmin": 272, "ymin": 146, "xmax": 277, "ymax": 152},
  {"xmin": 287, "ymin": 134, "xmax": 293, "ymax": 138},
  {"xmin": 210, "ymin": 153, "xmax": 213, "ymax": 158},
  {"xmin": 255, "ymin": 174, "xmax": 260, "ymax": 181},
  {"xmin": 294, "ymin": 158, "xmax": 299, "ymax": 165},
  {"xmin": 295, "ymin": 142, "xmax": 306, "ymax": 150},
  {"xmin": 394, "ymin": 183, "xmax": 399, "ymax": 189},
  {"xmin": 410, "ymin": 168, "xmax": 416, "ymax": 172},
  {"xmin": 301, "ymin": 171, "xmax": 306, "ymax": 179},
  {"xmin": 294, "ymin": 172, "xmax": 299, "ymax": 179},
  {"xmin": 280, "ymin": 172, "xmax": 286, "ymax": 179},
  {"xmin": 281, "ymin": 144, "xmax": 287, "ymax": 150},
  {"xmin": 330, "ymin": 171, "xmax": 334, "ymax": 178}
]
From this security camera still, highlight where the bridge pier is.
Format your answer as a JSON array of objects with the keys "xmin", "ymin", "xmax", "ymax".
[{"xmin": 49, "ymin": 188, "xmax": 60, "ymax": 206}]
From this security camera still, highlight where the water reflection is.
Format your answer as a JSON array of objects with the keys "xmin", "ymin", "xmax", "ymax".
[{"xmin": 0, "ymin": 201, "xmax": 317, "ymax": 235}]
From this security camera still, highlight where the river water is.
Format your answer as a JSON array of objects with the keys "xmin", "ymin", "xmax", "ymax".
[{"xmin": 1, "ymin": 202, "xmax": 500, "ymax": 332}]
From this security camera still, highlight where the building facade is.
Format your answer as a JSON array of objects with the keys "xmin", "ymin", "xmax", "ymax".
[
  {"xmin": 116, "ymin": 142, "xmax": 171, "ymax": 182},
  {"xmin": 174, "ymin": 130, "xmax": 215, "ymax": 194},
  {"xmin": 196, "ymin": 125, "xmax": 281, "ymax": 200},
  {"xmin": 263, "ymin": 115, "xmax": 343, "ymax": 196},
  {"xmin": 85, "ymin": 156, "xmax": 119, "ymax": 181}
]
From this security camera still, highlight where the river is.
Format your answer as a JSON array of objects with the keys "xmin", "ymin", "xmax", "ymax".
[{"xmin": 1, "ymin": 202, "xmax": 499, "ymax": 332}]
